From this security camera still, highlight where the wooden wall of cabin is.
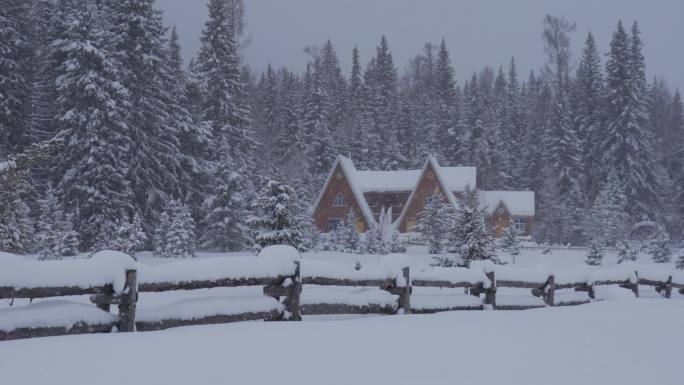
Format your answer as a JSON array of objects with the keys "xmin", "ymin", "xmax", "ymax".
[{"xmin": 312, "ymin": 164, "xmax": 368, "ymax": 233}]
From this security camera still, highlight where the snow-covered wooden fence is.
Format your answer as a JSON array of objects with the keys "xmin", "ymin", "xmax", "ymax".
[{"xmin": 2, "ymin": 248, "xmax": 684, "ymax": 341}]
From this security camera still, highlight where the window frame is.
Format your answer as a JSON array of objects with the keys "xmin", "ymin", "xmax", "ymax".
[
  {"xmin": 333, "ymin": 193, "xmax": 347, "ymax": 207},
  {"xmin": 513, "ymin": 218, "xmax": 527, "ymax": 233},
  {"xmin": 328, "ymin": 218, "xmax": 343, "ymax": 232}
]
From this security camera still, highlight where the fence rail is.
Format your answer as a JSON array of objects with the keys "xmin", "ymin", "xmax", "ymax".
[{"xmin": 2, "ymin": 254, "xmax": 683, "ymax": 341}]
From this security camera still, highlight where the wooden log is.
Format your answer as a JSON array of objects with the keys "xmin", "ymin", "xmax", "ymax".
[
  {"xmin": 135, "ymin": 310, "xmax": 281, "ymax": 332},
  {"xmin": 95, "ymin": 284, "xmax": 114, "ymax": 312},
  {"xmin": 484, "ymin": 271, "xmax": 496, "ymax": 309},
  {"xmin": 300, "ymin": 303, "xmax": 396, "ymax": 316},
  {"xmin": 117, "ymin": 269, "xmax": 137, "ymax": 332},
  {"xmin": 575, "ymin": 283, "xmax": 595, "ymax": 300},
  {"xmin": 410, "ymin": 305, "xmax": 484, "ymax": 314},
  {"xmin": 0, "ymin": 285, "xmax": 111, "ymax": 300},
  {"xmin": 411, "ymin": 280, "xmax": 478, "ymax": 289},
  {"xmin": 497, "ymin": 280, "xmax": 547, "ymax": 289},
  {"xmin": 0, "ymin": 322, "xmax": 117, "ymax": 341},
  {"xmin": 664, "ymin": 276, "xmax": 673, "ymax": 299},
  {"xmin": 545, "ymin": 275, "xmax": 555, "ymax": 306},
  {"xmin": 301, "ymin": 276, "xmax": 391, "ymax": 288},
  {"xmin": 138, "ymin": 276, "xmax": 281, "ymax": 292}
]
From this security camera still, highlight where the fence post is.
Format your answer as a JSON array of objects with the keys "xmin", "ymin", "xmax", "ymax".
[
  {"xmin": 632, "ymin": 271, "xmax": 640, "ymax": 298},
  {"xmin": 286, "ymin": 261, "xmax": 302, "ymax": 321},
  {"xmin": 664, "ymin": 276, "xmax": 672, "ymax": 299},
  {"xmin": 399, "ymin": 267, "xmax": 411, "ymax": 314},
  {"xmin": 545, "ymin": 275, "xmax": 555, "ymax": 306},
  {"xmin": 484, "ymin": 271, "xmax": 496, "ymax": 309},
  {"xmin": 117, "ymin": 269, "xmax": 137, "ymax": 332}
]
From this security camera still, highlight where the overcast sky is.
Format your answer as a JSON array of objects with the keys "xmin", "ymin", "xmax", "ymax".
[{"xmin": 157, "ymin": 0, "xmax": 684, "ymax": 92}]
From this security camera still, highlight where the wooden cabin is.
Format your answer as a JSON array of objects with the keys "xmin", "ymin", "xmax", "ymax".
[{"xmin": 311, "ymin": 155, "xmax": 535, "ymax": 238}]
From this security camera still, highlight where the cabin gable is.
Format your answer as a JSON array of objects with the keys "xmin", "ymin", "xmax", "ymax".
[
  {"xmin": 398, "ymin": 162, "xmax": 452, "ymax": 232},
  {"xmin": 312, "ymin": 164, "xmax": 369, "ymax": 232}
]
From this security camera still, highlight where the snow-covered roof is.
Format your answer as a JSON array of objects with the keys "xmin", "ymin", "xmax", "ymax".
[
  {"xmin": 353, "ymin": 164, "xmax": 476, "ymax": 193},
  {"xmin": 354, "ymin": 170, "xmax": 422, "ymax": 192},
  {"xmin": 478, "ymin": 190, "xmax": 535, "ymax": 217}
]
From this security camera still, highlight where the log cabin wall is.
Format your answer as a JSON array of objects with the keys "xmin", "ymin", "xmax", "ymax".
[{"xmin": 312, "ymin": 164, "xmax": 369, "ymax": 232}]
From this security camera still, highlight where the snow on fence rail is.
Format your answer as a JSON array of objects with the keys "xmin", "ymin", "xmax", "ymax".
[{"xmin": 2, "ymin": 248, "xmax": 684, "ymax": 341}]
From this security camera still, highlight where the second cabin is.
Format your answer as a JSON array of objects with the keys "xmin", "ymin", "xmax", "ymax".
[{"xmin": 311, "ymin": 155, "xmax": 535, "ymax": 238}]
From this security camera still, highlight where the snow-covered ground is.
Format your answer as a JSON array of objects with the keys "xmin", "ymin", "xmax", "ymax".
[
  {"xmin": 0, "ymin": 300, "xmax": 682, "ymax": 385},
  {"xmin": 2, "ymin": 246, "xmax": 683, "ymax": 384}
]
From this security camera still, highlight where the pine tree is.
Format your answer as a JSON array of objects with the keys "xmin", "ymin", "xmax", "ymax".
[
  {"xmin": 0, "ymin": 0, "xmax": 31, "ymax": 156},
  {"xmin": 107, "ymin": 0, "xmax": 189, "ymax": 233},
  {"xmin": 362, "ymin": 223, "xmax": 387, "ymax": 255},
  {"xmin": 574, "ymin": 31, "xmax": 604, "ymax": 201},
  {"xmin": 675, "ymin": 252, "xmax": 684, "ymax": 270},
  {"xmin": 330, "ymin": 210, "xmax": 361, "ymax": 253},
  {"xmin": 585, "ymin": 239, "xmax": 604, "ymax": 266},
  {"xmin": 649, "ymin": 226, "xmax": 672, "ymax": 263},
  {"xmin": 500, "ymin": 220, "xmax": 521, "ymax": 257},
  {"xmin": 196, "ymin": 0, "xmax": 255, "ymax": 172},
  {"xmin": 602, "ymin": 21, "xmax": 663, "ymax": 223},
  {"xmin": 248, "ymin": 179, "xmax": 305, "ymax": 252},
  {"xmin": 165, "ymin": 201, "xmax": 197, "ymax": 258},
  {"xmin": 51, "ymin": 2, "xmax": 135, "ymax": 251},
  {"xmin": 584, "ymin": 172, "xmax": 629, "ymax": 245},
  {"xmin": 454, "ymin": 187, "xmax": 497, "ymax": 265},
  {"xmin": 417, "ymin": 193, "xmax": 453, "ymax": 254},
  {"xmin": 200, "ymin": 162, "xmax": 249, "ymax": 251},
  {"xmin": 36, "ymin": 187, "xmax": 79, "ymax": 260},
  {"xmin": 616, "ymin": 239, "xmax": 637, "ymax": 264}
]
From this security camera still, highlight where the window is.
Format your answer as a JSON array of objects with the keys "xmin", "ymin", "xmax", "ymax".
[
  {"xmin": 333, "ymin": 193, "xmax": 347, "ymax": 207},
  {"xmin": 514, "ymin": 218, "xmax": 527, "ymax": 233},
  {"xmin": 328, "ymin": 218, "xmax": 343, "ymax": 231}
]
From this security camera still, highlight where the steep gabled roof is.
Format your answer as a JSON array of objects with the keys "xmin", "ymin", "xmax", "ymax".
[
  {"xmin": 310, "ymin": 155, "xmax": 376, "ymax": 226},
  {"xmin": 478, "ymin": 190, "xmax": 535, "ymax": 217},
  {"xmin": 395, "ymin": 155, "xmax": 466, "ymax": 228}
]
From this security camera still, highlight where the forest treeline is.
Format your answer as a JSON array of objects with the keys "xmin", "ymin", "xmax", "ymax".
[{"xmin": 1, "ymin": 0, "xmax": 682, "ymax": 257}]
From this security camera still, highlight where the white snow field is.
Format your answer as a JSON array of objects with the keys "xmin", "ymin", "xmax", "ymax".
[{"xmin": 0, "ymin": 300, "xmax": 682, "ymax": 385}]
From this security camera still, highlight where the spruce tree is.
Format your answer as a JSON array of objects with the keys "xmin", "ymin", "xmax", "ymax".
[
  {"xmin": 331, "ymin": 210, "xmax": 361, "ymax": 253},
  {"xmin": 585, "ymin": 239, "xmax": 604, "ymax": 266},
  {"xmin": 417, "ymin": 193, "xmax": 453, "ymax": 254},
  {"xmin": 200, "ymin": 162, "xmax": 249, "ymax": 251},
  {"xmin": 616, "ymin": 239, "xmax": 637, "ymax": 264},
  {"xmin": 649, "ymin": 226, "xmax": 672, "ymax": 263},
  {"xmin": 602, "ymin": 21, "xmax": 663, "ymax": 223},
  {"xmin": 36, "ymin": 187, "xmax": 79, "ymax": 260},
  {"xmin": 248, "ymin": 179, "xmax": 305, "ymax": 252},
  {"xmin": 196, "ymin": 0, "xmax": 255, "ymax": 172},
  {"xmin": 51, "ymin": 2, "xmax": 135, "ymax": 251},
  {"xmin": 584, "ymin": 171, "xmax": 629, "ymax": 245},
  {"xmin": 675, "ymin": 252, "xmax": 684, "ymax": 270},
  {"xmin": 454, "ymin": 187, "xmax": 497, "ymax": 265},
  {"xmin": 500, "ymin": 221, "xmax": 521, "ymax": 257}
]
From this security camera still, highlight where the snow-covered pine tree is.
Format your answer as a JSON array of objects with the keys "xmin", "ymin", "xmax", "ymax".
[
  {"xmin": 417, "ymin": 193, "xmax": 452, "ymax": 254},
  {"xmin": 0, "ymin": 0, "xmax": 31, "ymax": 156},
  {"xmin": 574, "ymin": 31, "xmax": 605, "ymax": 202},
  {"xmin": 36, "ymin": 187, "xmax": 78, "ymax": 260},
  {"xmin": 196, "ymin": 0, "xmax": 255, "ymax": 172},
  {"xmin": 585, "ymin": 238, "xmax": 604, "ymax": 266},
  {"xmin": 454, "ymin": 186, "xmax": 497, "ymax": 266},
  {"xmin": 200, "ymin": 162, "xmax": 249, "ymax": 251},
  {"xmin": 601, "ymin": 21, "xmax": 663, "ymax": 224},
  {"xmin": 51, "ymin": 2, "xmax": 135, "ymax": 251},
  {"xmin": 583, "ymin": 171, "xmax": 629, "ymax": 246},
  {"xmin": 154, "ymin": 200, "xmax": 196, "ymax": 258},
  {"xmin": 649, "ymin": 226, "xmax": 672, "ymax": 263},
  {"xmin": 500, "ymin": 220, "xmax": 521, "ymax": 257},
  {"xmin": 330, "ymin": 210, "xmax": 361, "ymax": 253},
  {"xmin": 362, "ymin": 223, "xmax": 387, "ymax": 255},
  {"xmin": 676, "ymin": 252, "xmax": 684, "ymax": 270},
  {"xmin": 111, "ymin": 212, "xmax": 147, "ymax": 257},
  {"xmin": 616, "ymin": 239, "xmax": 638, "ymax": 264},
  {"xmin": 153, "ymin": 210, "xmax": 170, "ymax": 258},
  {"xmin": 107, "ymin": 0, "xmax": 190, "ymax": 235},
  {"xmin": 165, "ymin": 201, "xmax": 197, "ymax": 258},
  {"xmin": 249, "ymin": 179, "xmax": 305, "ymax": 252}
]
